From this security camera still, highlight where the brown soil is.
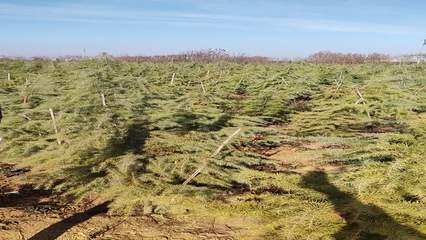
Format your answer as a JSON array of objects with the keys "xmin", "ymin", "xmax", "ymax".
[{"xmin": 267, "ymin": 141, "xmax": 346, "ymax": 174}]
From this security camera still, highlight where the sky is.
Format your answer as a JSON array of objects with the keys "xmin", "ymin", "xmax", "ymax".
[{"xmin": 0, "ymin": 0, "xmax": 425, "ymax": 58}]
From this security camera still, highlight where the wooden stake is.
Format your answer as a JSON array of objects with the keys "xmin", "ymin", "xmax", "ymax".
[
  {"xmin": 101, "ymin": 93, "xmax": 107, "ymax": 107},
  {"xmin": 49, "ymin": 108, "xmax": 61, "ymax": 145},
  {"xmin": 182, "ymin": 128, "xmax": 242, "ymax": 186},
  {"xmin": 200, "ymin": 81, "xmax": 206, "ymax": 95},
  {"xmin": 7, "ymin": 73, "xmax": 10, "ymax": 81},
  {"xmin": 170, "ymin": 73, "xmax": 176, "ymax": 85}
]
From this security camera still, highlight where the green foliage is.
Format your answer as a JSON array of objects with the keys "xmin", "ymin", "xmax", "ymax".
[{"xmin": 0, "ymin": 59, "xmax": 425, "ymax": 238}]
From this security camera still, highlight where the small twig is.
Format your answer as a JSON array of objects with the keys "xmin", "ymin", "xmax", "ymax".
[
  {"xmin": 186, "ymin": 79, "xmax": 192, "ymax": 87},
  {"xmin": 414, "ymin": 86, "xmax": 426, "ymax": 96},
  {"xmin": 234, "ymin": 78, "xmax": 244, "ymax": 90},
  {"xmin": 355, "ymin": 88, "xmax": 366, "ymax": 104},
  {"xmin": 335, "ymin": 81, "xmax": 343, "ymax": 92},
  {"xmin": 216, "ymin": 70, "xmax": 223, "ymax": 84},
  {"xmin": 354, "ymin": 88, "xmax": 371, "ymax": 119},
  {"xmin": 333, "ymin": 71, "xmax": 344, "ymax": 92},
  {"xmin": 22, "ymin": 114, "xmax": 32, "ymax": 121}
]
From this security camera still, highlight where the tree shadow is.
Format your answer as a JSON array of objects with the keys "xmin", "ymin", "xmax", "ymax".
[
  {"xmin": 0, "ymin": 184, "xmax": 53, "ymax": 208},
  {"xmin": 170, "ymin": 112, "xmax": 233, "ymax": 133},
  {"xmin": 28, "ymin": 201, "xmax": 112, "ymax": 240},
  {"xmin": 58, "ymin": 120, "xmax": 151, "ymax": 193},
  {"xmin": 103, "ymin": 120, "xmax": 150, "ymax": 158},
  {"xmin": 301, "ymin": 171, "xmax": 426, "ymax": 240}
]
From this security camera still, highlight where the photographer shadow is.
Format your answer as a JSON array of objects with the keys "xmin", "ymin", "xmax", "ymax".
[{"xmin": 301, "ymin": 171, "xmax": 426, "ymax": 240}]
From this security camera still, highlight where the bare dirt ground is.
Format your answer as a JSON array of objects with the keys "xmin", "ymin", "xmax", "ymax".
[
  {"xmin": 0, "ymin": 164, "xmax": 233, "ymax": 240},
  {"xmin": 267, "ymin": 140, "xmax": 347, "ymax": 174}
]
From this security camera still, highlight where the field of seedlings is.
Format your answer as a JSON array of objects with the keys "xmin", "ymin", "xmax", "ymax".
[{"xmin": 0, "ymin": 58, "xmax": 425, "ymax": 239}]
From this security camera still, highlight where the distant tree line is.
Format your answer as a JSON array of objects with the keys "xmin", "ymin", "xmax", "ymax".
[
  {"xmin": 1, "ymin": 49, "xmax": 396, "ymax": 64},
  {"xmin": 115, "ymin": 50, "xmax": 392, "ymax": 64},
  {"xmin": 115, "ymin": 49, "xmax": 272, "ymax": 63},
  {"xmin": 307, "ymin": 51, "xmax": 391, "ymax": 64}
]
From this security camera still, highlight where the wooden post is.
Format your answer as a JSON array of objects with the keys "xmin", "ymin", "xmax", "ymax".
[
  {"xmin": 22, "ymin": 77, "xmax": 30, "ymax": 104},
  {"xmin": 182, "ymin": 128, "xmax": 242, "ymax": 186},
  {"xmin": 170, "ymin": 73, "xmax": 176, "ymax": 85},
  {"xmin": 101, "ymin": 93, "xmax": 107, "ymax": 107},
  {"xmin": 7, "ymin": 73, "xmax": 10, "ymax": 81},
  {"xmin": 49, "ymin": 108, "xmax": 61, "ymax": 145}
]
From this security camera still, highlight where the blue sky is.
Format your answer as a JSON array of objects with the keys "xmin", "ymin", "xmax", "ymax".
[{"xmin": 0, "ymin": 0, "xmax": 425, "ymax": 57}]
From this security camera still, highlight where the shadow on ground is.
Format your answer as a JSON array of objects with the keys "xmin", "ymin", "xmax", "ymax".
[
  {"xmin": 103, "ymin": 120, "xmax": 150, "ymax": 158},
  {"xmin": 0, "ymin": 184, "xmax": 53, "ymax": 208},
  {"xmin": 59, "ymin": 120, "xmax": 151, "ymax": 193},
  {"xmin": 28, "ymin": 201, "xmax": 112, "ymax": 240},
  {"xmin": 170, "ymin": 112, "xmax": 233, "ymax": 133},
  {"xmin": 301, "ymin": 171, "xmax": 426, "ymax": 240}
]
